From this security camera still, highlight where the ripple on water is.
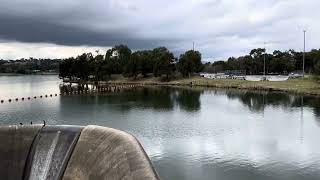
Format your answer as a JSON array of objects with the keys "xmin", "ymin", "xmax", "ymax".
[{"xmin": 2, "ymin": 77, "xmax": 320, "ymax": 180}]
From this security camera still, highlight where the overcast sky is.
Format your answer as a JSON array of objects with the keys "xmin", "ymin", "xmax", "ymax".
[{"xmin": 0, "ymin": 0, "xmax": 319, "ymax": 61}]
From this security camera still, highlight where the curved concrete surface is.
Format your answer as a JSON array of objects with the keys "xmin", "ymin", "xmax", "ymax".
[
  {"xmin": 63, "ymin": 125, "xmax": 159, "ymax": 180},
  {"xmin": 0, "ymin": 125, "xmax": 42, "ymax": 180},
  {"xmin": 0, "ymin": 125, "xmax": 159, "ymax": 180},
  {"xmin": 24, "ymin": 125, "xmax": 82, "ymax": 180}
]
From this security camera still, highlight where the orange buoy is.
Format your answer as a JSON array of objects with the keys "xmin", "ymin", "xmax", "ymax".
[
  {"xmin": 45, "ymin": 95, "xmax": 48, "ymax": 98},
  {"xmin": 15, "ymin": 98, "xmax": 18, "ymax": 101},
  {"xmin": 50, "ymin": 94, "xmax": 52, "ymax": 97},
  {"xmin": 34, "ymin": 96, "xmax": 37, "ymax": 99},
  {"xmin": 1, "ymin": 100, "xmax": 4, "ymax": 103},
  {"xmin": 40, "ymin": 96, "xmax": 43, "ymax": 98},
  {"xmin": 8, "ymin": 99, "xmax": 12, "ymax": 102},
  {"xmin": 28, "ymin": 97, "xmax": 31, "ymax": 100},
  {"xmin": 22, "ymin": 98, "xmax": 25, "ymax": 101}
]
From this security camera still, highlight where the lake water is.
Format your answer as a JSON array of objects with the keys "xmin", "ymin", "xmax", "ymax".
[{"xmin": 1, "ymin": 75, "xmax": 320, "ymax": 180}]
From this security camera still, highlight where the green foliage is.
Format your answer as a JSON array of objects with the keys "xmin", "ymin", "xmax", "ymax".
[
  {"xmin": 125, "ymin": 52, "xmax": 140, "ymax": 78},
  {"xmin": 59, "ymin": 57, "xmax": 74, "ymax": 78},
  {"xmin": 73, "ymin": 53, "xmax": 92, "ymax": 80},
  {"xmin": 152, "ymin": 47, "xmax": 175, "ymax": 79},
  {"xmin": 177, "ymin": 50, "xmax": 203, "ymax": 77},
  {"xmin": 59, "ymin": 53, "xmax": 94, "ymax": 81},
  {"xmin": 93, "ymin": 54, "xmax": 106, "ymax": 81},
  {"xmin": 105, "ymin": 44, "xmax": 132, "ymax": 74},
  {"xmin": 208, "ymin": 49, "xmax": 320, "ymax": 75},
  {"xmin": 250, "ymin": 48, "xmax": 265, "ymax": 59},
  {"xmin": 0, "ymin": 58, "xmax": 60, "ymax": 74},
  {"xmin": 59, "ymin": 45, "xmax": 320, "ymax": 82},
  {"xmin": 137, "ymin": 50, "xmax": 153, "ymax": 77},
  {"xmin": 315, "ymin": 60, "xmax": 320, "ymax": 75},
  {"xmin": 126, "ymin": 50, "xmax": 153, "ymax": 78},
  {"xmin": 60, "ymin": 45, "xmax": 176, "ymax": 81}
]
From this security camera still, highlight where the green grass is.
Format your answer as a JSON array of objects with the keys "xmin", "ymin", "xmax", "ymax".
[
  {"xmin": 191, "ymin": 77, "xmax": 320, "ymax": 95},
  {"xmin": 105, "ymin": 75, "xmax": 320, "ymax": 96}
]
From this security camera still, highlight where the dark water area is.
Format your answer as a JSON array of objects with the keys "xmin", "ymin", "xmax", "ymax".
[{"xmin": 1, "ymin": 75, "xmax": 320, "ymax": 180}]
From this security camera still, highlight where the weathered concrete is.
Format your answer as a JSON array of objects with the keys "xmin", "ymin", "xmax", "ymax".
[
  {"xmin": 63, "ymin": 125, "xmax": 159, "ymax": 180},
  {"xmin": 24, "ymin": 125, "xmax": 82, "ymax": 180},
  {"xmin": 0, "ymin": 125, "xmax": 42, "ymax": 180},
  {"xmin": 0, "ymin": 125, "xmax": 158, "ymax": 180}
]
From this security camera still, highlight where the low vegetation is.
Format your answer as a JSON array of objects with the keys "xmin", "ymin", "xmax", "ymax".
[
  {"xmin": 0, "ymin": 58, "xmax": 60, "ymax": 74},
  {"xmin": 106, "ymin": 75, "xmax": 320, "ymax": 96}
]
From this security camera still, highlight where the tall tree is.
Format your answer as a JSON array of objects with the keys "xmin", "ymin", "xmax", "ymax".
[
  {"xmin": 177, "ymin": 50, "xmax": 203, "ymax": 77},
  {"xmin": 152, "ymin": 47, "xmax": 175, "ymax": 79},
  {"xmin": 73, "ymin": 53, "xmax": 91, "ymax": 81},
  {"xmin": 93, "ymin": 54, "xmax": 105, "ymax": 81},
  {"xmin": 105, "ymin": 45, "xmax": 132, "ymax": 74},
  {"xmin": 125, "ymin": 52, "xmax": 140, "ymax": 79},
  {"xmin": 315, "ymin": 60, "xmax": 320, "ymax": 75},
  {"xmin": 137, "ymin": 50, "xmax": 153, "ymax": 77},
  {"xmin": 59, "ymin": 57, "xmax": 74, "ymax": 79}
]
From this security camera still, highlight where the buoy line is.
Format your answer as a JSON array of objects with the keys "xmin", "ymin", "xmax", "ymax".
[
  {"xmin": 0, "ymin": 93, "xmax": 59, "ymax": 104},
  {"xmin": 1, "ymin": 85, "xmax": 144, "ymax": 104}
]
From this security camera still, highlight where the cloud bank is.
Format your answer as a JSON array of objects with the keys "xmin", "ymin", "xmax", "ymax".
[{"xmin": 0, "ymin": 0, "xmax": 319, "ymax": 60}]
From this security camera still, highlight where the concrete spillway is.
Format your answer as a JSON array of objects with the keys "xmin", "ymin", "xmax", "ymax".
[
  {"xmin": 0, "ymin": 125, "xmax": 159, "ymax": 180},
  {"xmin": 24, "ymin": 126, "xmax": 82, "ymax": 180}
]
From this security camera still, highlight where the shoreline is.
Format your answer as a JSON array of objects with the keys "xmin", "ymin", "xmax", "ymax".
[
  {"xmin": 0, "ymin": 72, "xmax": 58, "ymax": 76},
  {"xmin": 5, "ymin": 73, "xmax": 318, "ymax": 96},
  {"xmin": 99, "ymin": 76, "xmax": 320, "ymax": 96}
]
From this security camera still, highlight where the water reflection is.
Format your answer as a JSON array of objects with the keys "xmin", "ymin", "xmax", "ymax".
[
  {"xmin": 225, "ymin": 90, "xmax": 320, "ymax": 121},
  {"xmin": 59, "ymin": 86, "xmax": 203, "ymax": 112},
  {"xmin": 3, "ymin": 76, "xmax": 320, "ymax": 180},
  {"xmin": 296, "ymin": 96, "xmax": 320, "ymax": 123},
  {"xmin": 175, "ymin": 88, "xmax": 201, "ymax": 111},
  {"xmin": 226, "ymin": 90, "xmax": 292, "ymax": 112}
]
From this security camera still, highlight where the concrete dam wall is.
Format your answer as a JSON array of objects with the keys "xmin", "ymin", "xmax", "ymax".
[{"xmin": 0, "ymin": 125, "xmax": 159, "ymax": 180}]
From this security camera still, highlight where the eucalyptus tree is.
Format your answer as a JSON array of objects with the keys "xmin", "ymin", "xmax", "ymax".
[
  {"xmin": 152, "ymin": 47, "xmax": 175, "ymax": 79},
  {"xmin": 105, "ymin": 44, "xmax": 132, "ymax": 74},
  {"xmin": 59, "ymin": 57, "xmax": 75, "ymax": 79},
  {"xmin": 177, "ymin": 50, "xmax": 203, "ymax": 77}
]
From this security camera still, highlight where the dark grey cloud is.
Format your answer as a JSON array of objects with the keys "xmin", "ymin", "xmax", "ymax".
[
  {"xmin": 0, "ymin": 0, "xmax": 319, "ymax": 60},
  {"xmin": 0, "ymin": 15, "xmax": 162, "ymax": 49}
]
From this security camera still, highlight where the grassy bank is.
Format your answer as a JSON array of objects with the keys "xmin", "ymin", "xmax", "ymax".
[{"xmin": 105, "ymin": 75, "xmax": 320, "ymax": 96}]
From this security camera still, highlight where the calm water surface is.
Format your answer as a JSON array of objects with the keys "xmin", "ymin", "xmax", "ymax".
[{"xmin": 1, "ymin": 75, "xmax": 320, "ymax": 180}]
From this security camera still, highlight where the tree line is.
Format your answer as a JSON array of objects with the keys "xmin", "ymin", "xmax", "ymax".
[
  {"xmin": 204, "ymin": 48, "xmax": 320, "ymax": 75},
  {"xmin": 0, "ymin": 58, "xmax": 60, "ymax": 74},
  {"xmin": 59, "ymin": 45, "xmax": 203, "ymax": 81}
]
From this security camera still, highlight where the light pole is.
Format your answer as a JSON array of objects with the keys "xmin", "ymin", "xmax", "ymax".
[
  {"xmin": 264, "ymin": 42, "xmax": 266, "ymax": 77},
  {"xmin": 303, "ymin": 30, "xmax": 306, "ymax": 77}
]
